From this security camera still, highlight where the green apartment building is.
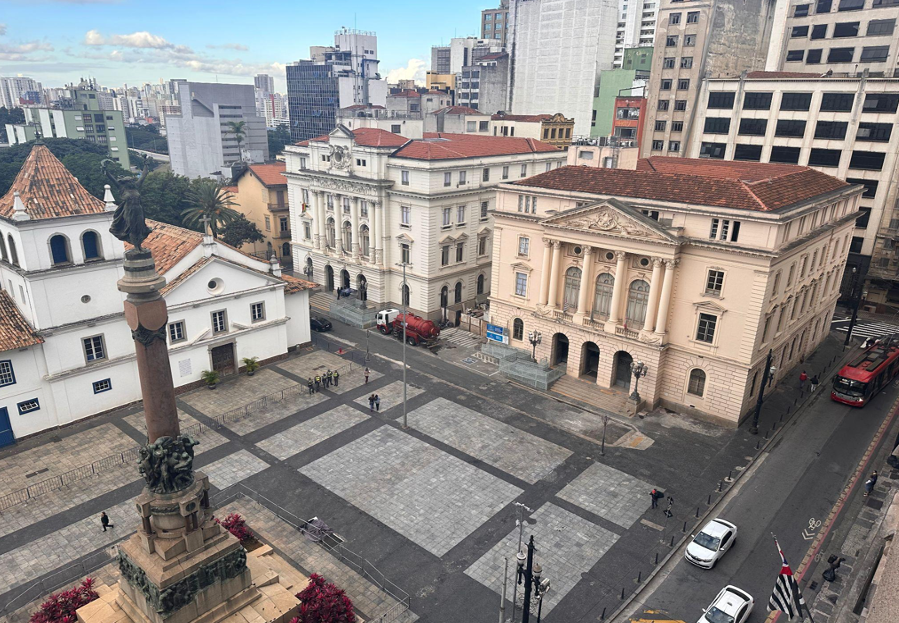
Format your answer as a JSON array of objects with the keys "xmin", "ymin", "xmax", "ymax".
[{"xmin": 591, "ymin": 47, "xmax": 653, "ymax": 137}]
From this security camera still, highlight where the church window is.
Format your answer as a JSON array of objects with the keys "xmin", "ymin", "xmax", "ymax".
[
  {"xmin": 82, "ymin": 231, "xmax": 102, "ymax": 261},
  {"xmin": 251, "ymin": 302, "xmax": 265, "ymax": 322},
  {"xmin": 169, "ymin": 321, "xmax": 186, "ymax": 343},
  {"xmin": 83, "ymin": 335, "xmax": 106, "ymax": 362},
  {"xmin": 0, "ymin": 360, "xmax": 15, "ymax": 387},
  {"xmin": 17, "ymin": 398, "xmax": 40, "ymax": 414},
  {"xmin": 92, "ymin": 379, "xmax": 112, "ymax": 394},
  {"xmin": 50, "ymin": 234, "xmax": 71, "ymax": 265},
  {"xmin": 211, "ymin": 310, "xmax": 228, "ymax": 334}
]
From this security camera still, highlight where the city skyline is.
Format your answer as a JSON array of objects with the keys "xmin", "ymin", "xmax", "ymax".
[{"xmin": 0, "ymin": 0, "xmax": 496, "ymax": 92}]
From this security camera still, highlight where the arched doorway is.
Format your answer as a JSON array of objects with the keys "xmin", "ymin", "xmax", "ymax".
[
  {"xmin": 440, "ymin": 286, "xmax": 448, "ymax": 321},
  {"xmin": 613, "ymin": 351, "xmax": 633, "ymax": 389},
  {"xmin": 580, "ymin": 342, "xmax": 600, "ymax": 379},
  {"xmin": 340, "ymin": 269, "xmax": 350, "ymax": 290},
  {"xmin": 477, "ymin": 274, "xmax": 485, "ymax": 295},
  {"xmin": 402, "ymin": 284, "xmax": 410, "ymax": 307},
  {"xmin": 357, "ymin": 274, "xmax": 367, "ymax": 301},
  {"xmin": 454, "ymin": 281, "xmax": 463, "ymax": 304},
  {"xmin": 282, "ymin": 242, "xmax": 291, "ymax": 258},
  {"xmin": 551, "ymin": 333, "xmax": 570, "ymax": 367},
  {"xmin": 325, "ymin": 265, "xmax": 334, "ymax": 291},
  {"xmin": 305, "ymin": 257, "xmax": 314, "ymax": 280}
]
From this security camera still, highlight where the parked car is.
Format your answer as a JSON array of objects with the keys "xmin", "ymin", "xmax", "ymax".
[
  {"xmin": 698, "ymin": 585, "xmax": 753, "ymax": 623},
  {"xmin": 685, "ymin": 518, "xmax": 738, "ymax": 569},
  {"xmin": 310, "ymin": 316, "xmax": 332, "ymax": 332}
]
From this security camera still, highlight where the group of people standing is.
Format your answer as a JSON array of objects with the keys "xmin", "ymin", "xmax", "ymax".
[
  {"xmin": 307, "ymin": 369, "xmax": 340, "ymax": 394},
  {"xmin": 367, "ymin": 394, "xmax": 381, "ymax": 412}
]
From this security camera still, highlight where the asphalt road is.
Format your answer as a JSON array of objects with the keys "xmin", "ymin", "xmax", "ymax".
[{"xmin": 621, "ymin": 374, "xmax": 899, "ymax": 623}]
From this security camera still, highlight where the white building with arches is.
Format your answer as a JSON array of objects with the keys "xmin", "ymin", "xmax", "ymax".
[
  {"xmin": 0, "ymin": 145, "xmax": 313, "ymax": 445},
  {"xmin": 284, "ymin": 126, "xmax": 565, "ymax": 320},
  {"xmin": 489, "ymin": 158, "xmax": 862, "ymax": 425}
]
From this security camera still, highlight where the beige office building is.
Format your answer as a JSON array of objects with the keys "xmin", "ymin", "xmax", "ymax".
[{"xmin": 488, "ymin": 158, "xmax": 861, "ymax": 424}]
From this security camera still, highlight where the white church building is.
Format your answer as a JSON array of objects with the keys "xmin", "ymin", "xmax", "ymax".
[{"xmin": 0, "ymin": 145, "xmax": 313, "ymax": 445}]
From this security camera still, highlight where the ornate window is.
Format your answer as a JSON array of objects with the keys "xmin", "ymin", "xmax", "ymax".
[
  {"xmin": 626, "ymin": 279, "xmax": 650, "ymax": 326},
  {"xmin": 687, "ymin": 369, "xmax": 706, "ymax": 396},
  {"xmin": 360, "ymin": 225, "xmax": 370, "ymax": 257},
  {"xmin": 593, "ymin": 273, "xmax": 614, "ymax": 317},
  {"xmin": 454, "ymin": 281, "xmax": 463, "ymax": 303},
  {"xmin": 477, "ymin": 274, "xmax": 485, "ymax": 294},
  {"xmin": 563, "ymin": 267, "xmax": 581, "ymax": 311},
  {"xmin": 326, "ymin": 218, "xmax": 336, "ymax": 248},
  {"xmin": 513, "ymin": 318, "xmax": 524, "ymax": 340},
  {"xmin": 342, "ymin": 221, "xmax": 352, "ymax": 251}
]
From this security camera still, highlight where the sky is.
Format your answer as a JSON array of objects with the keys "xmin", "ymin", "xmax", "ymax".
[{"xmin": 0, "ymin": 0, "xmax": 494, "ymax": 92}]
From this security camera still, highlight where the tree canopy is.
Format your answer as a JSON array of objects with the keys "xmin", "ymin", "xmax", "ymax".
[
  {"xmin": 0, "ymin": 138, "xmax": 131, "ymax": 199},
  {"xmin": 125, "ymin": 124, "xmax": 168, "ymax": 154},
  {"xmin": 220, "ymin": 214, "xmax": 265, "ymax": 249},
  {"xmin": 181, "ymin": 180, "xmax": 241, "ymax": 238},
  {"xmin": 268, "ymin": 125, "xmax": 291, "ymax": 157}
]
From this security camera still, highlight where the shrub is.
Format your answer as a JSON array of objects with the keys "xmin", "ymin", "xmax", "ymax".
[
  {"xmin": 215, "ymin": 513, "xmax": 254, "ymax": 543},
  {"xmin": 291, "ymin": 574, "xmax": 356, "ymax": 623},
  {"xmin": 30, "ymin": 578, "xmax": 99, "ymax": 623}
]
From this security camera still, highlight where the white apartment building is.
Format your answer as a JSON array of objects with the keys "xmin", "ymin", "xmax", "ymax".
[
  {"xmin": 167, "ymin": 82, "xmax": 270, "ymax": 179},
  {"xmin": 284, "ymin": 127, "xmax": 566, "ymax": 319},
  {"xmin": 685, "ymin": 73, "xmax": 899, "ymax": 301},
  {"xmin": 614, "ymin": 0, "xmax": 659, "ymax": 68},
  {"xmin": 0, "ymin": 76, "xmax": 42, "ymax": 108},
  {"xmin": 0, "ymin": 145, "xmax": 313, "ymax": 444},
  {"xmin": 507, "ymin": 0, "xmax": 619, "ymax": 136}
]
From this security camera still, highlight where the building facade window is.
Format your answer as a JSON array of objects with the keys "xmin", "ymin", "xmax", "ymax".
[
  {"xmin": 212, "ymin": 310, "xmax": 228, "ymax": 334},
  {"xmin": 93, "ymin": 379, "xmax": 112, "ymax": 394},
  {"xmin": 401, "ymin": 170, "xmax": 410, "ymax": 185},
  {"xmin": 441, "ymin": 245, "xmax": 450, "ymax": 266},
  {"xmin": 401, "ymin": 243, "xmax": 410, "ymax": 264},
  {"xmin": 83, "ymin": 335, "xmax": 106, "ymax": 362},
  {"xmin": 706, "ymin": 270, "xmax": 724, "ymax": 295},
  {"xmin": 780, "ymin": 92, "xmax": 813, "ymax": 111},
  {"xmin": 518, "ymin": 236, "xmax": 530, "ymax": 257},
  {"xmin": 50, "ymin": 235, "xmax": 71, "ymax": 265},
  {"xmin": 594, "ymin": 273, "xmax": 614, "ymax": 317},
  {"xmin": 17, "ymin": 398, "xmax": 40, "ymax": 414},
  {"xmin": 515, "ymin": 272, "xmax": 528, "ymax": 297},
  {"xmin": 563, "ymin": 267, "xmax": 581, "ymax": 309},
  {"xmin": 0, "ymin": 360, "xmax": 15, "ymax": 387},
  {"xmin": 82, "ymin": 231, "xmax": 102, "ymax": 260},
  {"xmin": 456, "ymin": 242, "xmax": 465, "ymax": 263},
  {"xmin": 169, "ymin": 321, "xmax": 186, "ymax": 343},
  {"xmin": 444, "ymin": 172, "xmax": 452, "ymax": 187},
  {"xmin": 401, "ymin": 206, "xmax": 411, "ymax": 227},
  {"xmin": 626, "ymin": 279, "xmax": 650, "ymax": 325},
  {"xmin": 696, "ymin": 313, "xmax": 717, "ymax": 343},
  {"xmin": 687, "ymin": 369, "xmax": 706, "ymax": 396},
  {"xmin": 251, "ymin": 302, "xmax": 265, "ymax": 322},
  {"xmin": 481, "ymin": 201, "xmax": 489, "ymax": 220},
  {"xmin": 513, "ymin": 318, "xmax": 524, "ymax": 341}
]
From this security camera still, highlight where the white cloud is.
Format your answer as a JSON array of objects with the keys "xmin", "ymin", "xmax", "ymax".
[
  {"xmin": 207, "ymin": 43, "xmax": 249, "ymax": 51},
  {"xmin": 84, "ymin": 30, "xmax": 193, "ymax": 54},
  {"xmin": 385, "ymin": 59, "xmax": 427, "ymax": 85},
  {"xmin": 0, "ymin": 24, "xmax": 7, "ymax": 36},
  {"xmin": 0, "ymin": 40, "xmax": 53, "ymax": 60}
]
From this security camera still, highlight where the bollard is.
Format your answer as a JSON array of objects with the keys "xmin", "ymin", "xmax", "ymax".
[
  {"xmin": 683, "ymin": 521, "xmax": 687, "ymax": 532},
  {"xmin": 764, "ymin": 429, "xmax": 770, "ymax": 440},
  {"xmin": 601, "ymin": 608, "xmax": 606, "ymax": 620},
  {"xmin": 696, "ymin": 507, "xmax": 700, "ymax": 518},
  {"xmin": 786, "ymin": 406, "xmax": 791, "ymax": 415},
  {"xmin": 707, "ymin": 494, "xmax": 712, "ymax": 505},
  {"xmin": 728, "ymin": 470, "xmax": 732, "ymax": 480},
  {"xmin": 655, "ymin": 552, "xmax": 659, "ymax": 564},
  {"xmin": 717, "ymin": 480, "xmax": 722, "ymax": 492},
  {"xmin": 670, "ymin": 535, "xmax": 675, "ymax": 547},
  {"xmin": 621, "ymin": 587, "xmax": 625, "ymax": 600},
  {"xmin": 780, "ymin": 413, "xmax": 784, "ymax": 423},
  {"xmin": 637, "ymin": 571, "xmax": 642, "ymax": 583}
]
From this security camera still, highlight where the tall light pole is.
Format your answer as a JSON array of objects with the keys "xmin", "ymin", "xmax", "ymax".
[
  {"xmin": 509, "ymin": 502, "xmax": 533, "ymax": 623},
  {"xmin": 517, "ymin": 536, "xmax": 550, "ymax": 623},
  {"xmin": 528, "ymin": 330, "xmax": 542, "ymax": 361},
  {"xmin": 396, "ymin": 261, "xmax": 409, "ymax": 428},
  {"xmin": 629, "ymin": 360, "xmax": 648, "ymax": 402}
]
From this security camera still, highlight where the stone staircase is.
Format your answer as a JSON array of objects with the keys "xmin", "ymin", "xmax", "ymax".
[
  {"xmin": 309, "ymin": 291, "xmax": 333, "ymax": 313},
  {"xmin": 550, "ymin": 374, "xmax": 630, "ymax": 414}
]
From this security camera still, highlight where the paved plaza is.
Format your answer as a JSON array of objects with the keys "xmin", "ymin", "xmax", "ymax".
[{"xmin": 0, "ymin": 334, "xmax": 751, "ymax": 623}]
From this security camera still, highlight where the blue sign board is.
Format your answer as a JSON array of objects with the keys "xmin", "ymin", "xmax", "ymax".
[{"xmin": 486, "ymin": 324, "xmax": 507, "ymax": 344}]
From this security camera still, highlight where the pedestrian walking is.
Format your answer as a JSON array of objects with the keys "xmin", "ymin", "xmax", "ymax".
[
  {"xmin": 799, "ymin": 370, "xmax": 808, "ymax": 390},
  {"xmin": 314, "ymin": 375, "xmax": 321, "ymax": 391},
  {"xmin": 374, "ymin": 394, "xmax": 381, "ymax": 412},
  {"xmin": 307, "ymin": 378, "xmax": 314, "ymax": 395},
  {"xmin": 100, "ymin": 511, "xmax": 114, "ymax": 532},
  {"xmin": 864, "ymin": 470, "xmax": 878, "ymax": 497},
  {"xmin": 368, "ymin": 394, "xmax": 375, "ymax": 412},
  {"xmin": 650, "ymin": 488, "xmax": 659, "ymax": 509},
  {"xmin": 364, "ymin": 367, "xmax": 370, "ymax": 384},
  {"xmin": 810, "ymin": 375, "xmax": 819, "ymax": 392},
  {"xmin": 333, "ymin": 370, "xmax": 340, "ymax": 387}
]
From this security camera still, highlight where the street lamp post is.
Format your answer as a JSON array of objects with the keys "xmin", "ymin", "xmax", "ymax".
[
  {"xmin": 845, "ymin": 266, "xmax": 864, "ymax": 346},
  {"xmin": 396, "ymin": 262, "xmax": 409, "ymax": 428},
  {"xmin": 517, "ymin": 536, "xmax": 550, "ymax": 623},
  {"xmin": 509, "ymin": 502, "xmax": 533, "ymax": 623},
  {"xmin": 749, "ymin": 349, "xmax": 775, "ymax": 435},
  {"xmin": 528, "ymin": 330, "xmax": 542, "ymax": 361},
  {"xmin": 629, "ymin": 361, "xmax": 648, "ymax": 402}
]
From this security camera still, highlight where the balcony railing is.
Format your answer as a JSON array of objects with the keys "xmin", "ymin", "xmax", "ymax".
[
  {"xmin": 615, "ymin": 325, "xmax": 640, "ymax": 340},
  {"xmin": 275, "ymin": 230, "xmax": 291, "ymax": 239},
  {"xmin": 552, "ymin": 310, "xmax": 572, "ymax": 322},
  {"xmin": 582, "ymin": 317, "xmax": 605, "ymax": 331},
  {"xmin": 267, "ymin": 203, "xmax": 289, "ymax": 212}
]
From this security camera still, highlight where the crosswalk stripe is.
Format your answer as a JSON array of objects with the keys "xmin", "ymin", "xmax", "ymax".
[
  {"xmin": 441, "ymin": 328, "xmax": 483, "ymax": 348},
  {"xmin": 832, "ymin": 320, "xmax": 899, "ymax": 340}
]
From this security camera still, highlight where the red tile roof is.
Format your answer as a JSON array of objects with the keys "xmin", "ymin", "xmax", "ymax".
[
  {"xmin": 491, "ymin": 113, "xmax": 552, "ymax": 122},
  {"xmin": 745, "ymin": 71, "xmax": 824, "ymax": 79},
  {"xmin": 281, "ymin": 274, "xmax": 316, "ymax": 294},
  {"xmin": 248, "ymin": 162, "xmax": 287, "ymax": 187},
  {"xmin": 341, "ymin": 104, "xmax": 386, "ymax": 111},
  {"xmin": 0, "ymin": 144, "xmax": 107, "ymax": 221},
  {"xmin": 130, "ymin": 220, "xmax": 203, "ymax": 274},
  {"xmin": 347, "ymin": 128, "xmax": 410, "ymax": 147},
  {"xmin": 396, "ymin": 133, "xmax": 561, "ymax": 160},
  {"xmin": 513, "ymin": 162, "xmax": 851, "ymax": 212},
  {"xmin": 221, "ymin": 185, "xmax": 239, "ymax": 194},
  {"xmin": 390, "ymin": 90, "xmax": 421, "ymax": 98},
  {"xmin": 435, "ymin": 106, "xmax": 485, "ymax": 116},
  {"xmin": 0, "ymin": 290, "xmax": 42, "ymax": 352}
]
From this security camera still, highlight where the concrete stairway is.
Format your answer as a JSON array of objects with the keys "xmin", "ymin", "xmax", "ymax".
[{"xmin": 550, "ymin": 374, "xmax": 629, "ymax": 414}]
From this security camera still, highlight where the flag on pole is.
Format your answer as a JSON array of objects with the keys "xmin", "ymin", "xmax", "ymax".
[{"xmin": 767, "ymin": 538, "xmax": 807, "ymax": 620}]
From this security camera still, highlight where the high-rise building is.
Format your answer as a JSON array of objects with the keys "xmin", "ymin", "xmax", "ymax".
[
  {"xmin": 458, "ymin": 52, "xmax": 510, "ymax": 113},
  {"xmin": 481, "ymin": 0, "xmax": 510, "ymax": 47},
  {"xmin": 431, "ymin": 46, "xmax": 451, "ymax": 73},
  {"xmin": 0, "ymin": 76, "xmax": 42, "ymax": 108},
  {"xmin": 592, "ymin": 46, "xmax": 652, "ymax": 137},
  {"xmin": 166, "ymin": 81, "xmax": 269, "ymax": 179},
  {"xmin": 764, "ymin": 0, "xmax": 899, "ymax": 72},
  {"xmin": 507, "ymin": 0, "xmax": 619, "ymax": 136},
  {"xmin": 641, "ymin": 0, "xmax": 779, "ymax": 157},
  {"xmin": 254, "ymin": 74, "xmax": 276, "ymax": 94},
  {"xmin": 286, "ymin": 28, "xmax": 387, "ymax": 142},
  {"xmin": 614, "ymin": 0, "xmax": 658, "ymax": 68}
]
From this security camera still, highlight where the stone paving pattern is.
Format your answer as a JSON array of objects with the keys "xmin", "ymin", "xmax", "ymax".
[
  {"xmin": 465, "ymin": 502, "xmax": 620, "ymax": 614},
  {"xmin": 181, "ymin": 369, "xmax": 297, "ymax": 416},
  {"xmin": 256, "ymin": 405, "xmax": 369, "ymax": 460},
  {"xmin": 300, "ymin": 426, "xmax": 523, "ymax": 556},
  {"xmin": 123, "ymin": 410, "xmax": 227, "ymax": 453},
  {"xmin": 408, "ymin": 397, "xmax": 573, "ymax": 484},
  {"xmin": 276, "ymin": 350, "xmax": 356, "ymax": 380},
  {"xmin": 217, "ymin": 392, "xmax": 329, "ymax": 436},
  {"xmin": 201, "ymin": 450, "xmax": 271, "ymax": 491},
  {"xmin": 556, "ymin": 461, "xmax": 657, "ymax": 529},
  {"xmin": 352, "ymin": 380, "xmax": 424, "ymax": 413}
]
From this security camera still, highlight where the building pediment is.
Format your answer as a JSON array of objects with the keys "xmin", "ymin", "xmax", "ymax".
[
  {"xmin": 396, "ymin": 232, "xmax": 414, "ymax": 244},
  {"xmin": 510, "ymin": 261, "xmax": 533, "ymax": 273},
  {"xmin": 693, "ymin": 300, "xmax": 728, "ymax": 315},
  {"xmin": 541, "ymin": 199, "xmax": 678, "ymax": 244}
]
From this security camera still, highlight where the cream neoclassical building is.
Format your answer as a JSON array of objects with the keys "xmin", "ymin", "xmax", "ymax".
[{"xmin": 489, "ymin": 158, "xmax": 863, "ymax": 424}]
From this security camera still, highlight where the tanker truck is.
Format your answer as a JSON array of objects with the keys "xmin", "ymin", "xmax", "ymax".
[{"xmin": 376, "ymin": 309, "xmax": 440, "ymax": 347}]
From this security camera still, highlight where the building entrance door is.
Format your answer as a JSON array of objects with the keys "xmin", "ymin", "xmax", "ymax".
[
  {"xmin": 614, "ymin": 351, "xmax": 633, "ymax": 389},
  {"xmin": 325, "ymin": 265, "xmax": 334, "ymax": 291},
  {"xmin": 0, "ymin": 407, "xmax": 14, "ymax": 448},
  {"xmin": 211, "ymin": 343, "xmax": 236, "ymax": 376},
  {"xmin": 581, "ymin": 342, "xmax": 600, "ymax": 379}
]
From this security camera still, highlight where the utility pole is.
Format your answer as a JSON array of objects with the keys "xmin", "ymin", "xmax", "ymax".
[
  {"xmin": 750, "ymin": 349, "xmax": 775, "ymax": 435},
  {"xmin": 396, "ymin": 261, "xmax": 408, "ymax": 428}
]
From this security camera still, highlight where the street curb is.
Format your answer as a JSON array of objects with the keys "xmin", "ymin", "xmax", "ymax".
[{"xmin": 609, "ymin": 340, "xmax": 859, "ymax": 623}]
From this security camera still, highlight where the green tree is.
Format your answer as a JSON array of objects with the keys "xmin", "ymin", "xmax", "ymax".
[
  {"xmin": 139, "ymin": 170, "xmax": 193, "ymax": 227},
  {"xmin": 125, "ymin": 124, "xmax": 168, "ymax": 153},
  {"xmin": 181, "ymin": 179, "xmax": 240, "ymax": 238},
  {"xmin": 128, "ymin": 150, "xmax": 161, "ymax": 173},
  {"xmin": 268, "ymin": 125, "xmax": 291, "ymax": 157},
  {"xmin": 220, "ymin": 214, "xmax": 265, "ymax": 248},
  {"xmin": 226, "ymin": 121, "xmax": 246, "ymax": 160}
]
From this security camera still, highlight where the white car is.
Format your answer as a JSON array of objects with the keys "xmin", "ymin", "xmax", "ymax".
[
  {"xmin": 698, "ymin": 585, "xmax": 754, "ymax": 623},
  {"xmin": 685, "ymin": 518, "xmax": 738, "ymax": 569}
]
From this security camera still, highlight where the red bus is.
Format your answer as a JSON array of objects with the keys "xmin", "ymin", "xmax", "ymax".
[{"xmin": 832, "ymin": 341, "xmax": 899, "ymax": 406}]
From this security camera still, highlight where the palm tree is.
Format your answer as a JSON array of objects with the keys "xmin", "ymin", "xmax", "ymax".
[
  {"xmin": 226, "ymin": 120, "xmax": 246, "ymax": 161},
  {"xmin": 181, "ymin": 180, "xmax": 240, "ymax": 239}
]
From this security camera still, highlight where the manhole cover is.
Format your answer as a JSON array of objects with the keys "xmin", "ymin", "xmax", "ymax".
[{"xmin": 866, "ymin": 498, "xmax": 884, "ymax": 510}]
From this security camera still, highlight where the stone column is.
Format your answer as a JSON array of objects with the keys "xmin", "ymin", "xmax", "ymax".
[
  {"xmin": 608, "ymin": 251, "xmax": 627, "ymax": 324},
  {"xmin": 315, "ymin": 191, "xmax": 326, "ymax": 250},
  {"xmin": 643, "ymin": 257, "xmax": 664, "ymax": 333},
  {"xmin": 539, "ymin": 238, "xmax": 553, "ymax": 305},
  {"xmin": 379, "ymin": 197, "xmax": 388, "ymax": 265},
  {"xmin": 654, "ymin": 259, "xmax": 678, "ymax": 335},
  {"xmin": 576, "ymin": 246, "xmax": 593, "ymax": 316},
  {"xmin": 546, "ymin": 241, "xmax": 563, "ymax": 308},
  {"xmin": 351, "ymin": 197, "xmax": 361, "ymax": 258},
  {"xmin": 370, "ymin": 200, "xmax": 379, "ymax": 263},
  {"xmin": 119, "ymin": 250, "xmax": 178, "ymax": 443}
]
